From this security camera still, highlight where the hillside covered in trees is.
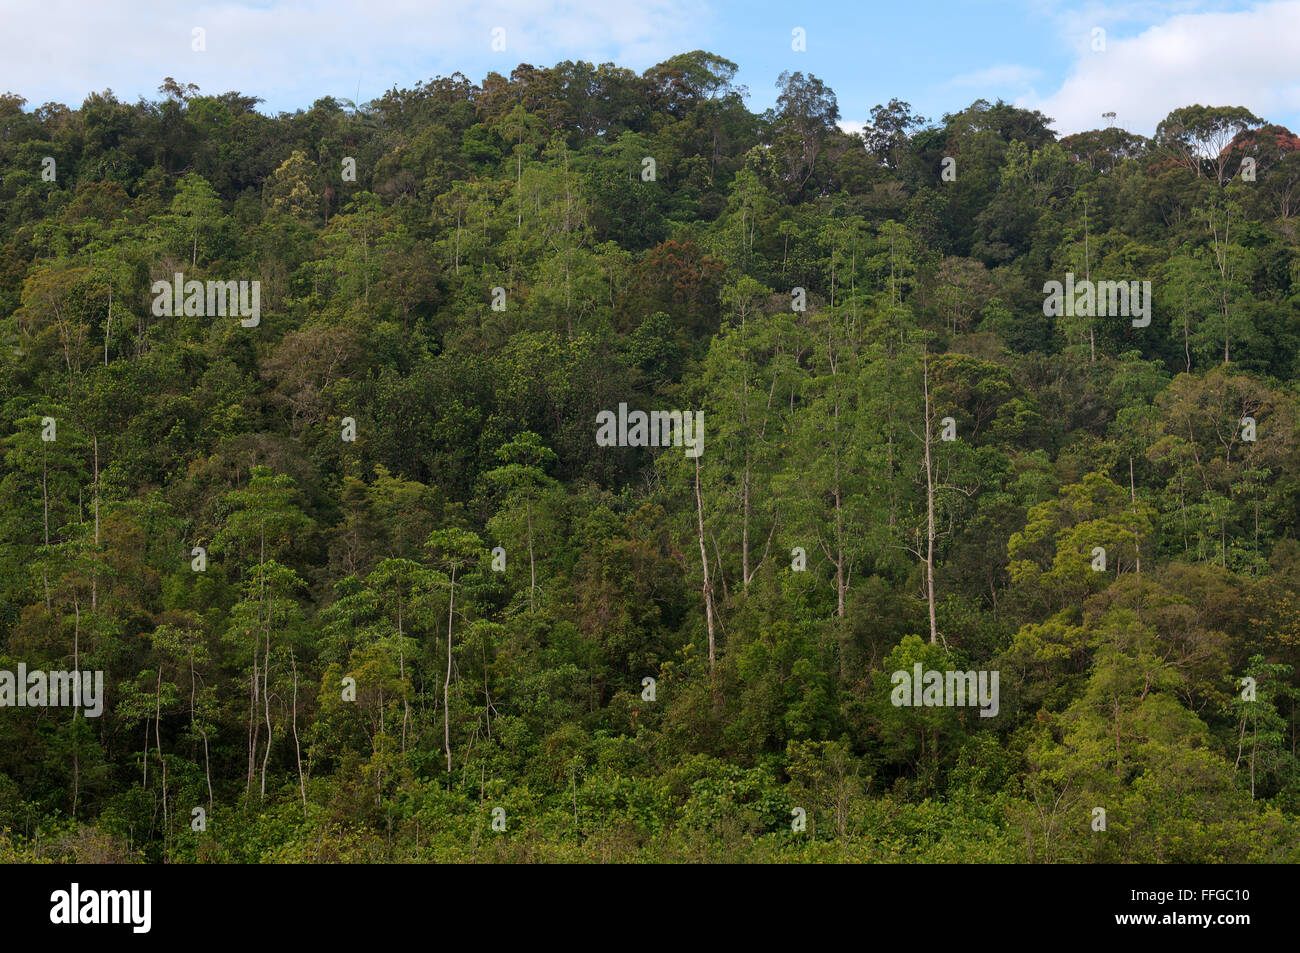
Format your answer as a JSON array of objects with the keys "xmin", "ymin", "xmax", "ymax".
[{"xmin": 1, "ymin": 53, "xmax": 1299, "ymax": 862}]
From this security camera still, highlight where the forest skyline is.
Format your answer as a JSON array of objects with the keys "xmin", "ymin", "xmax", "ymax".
[{"xmin": 4, "ymin": 0, "xmax": 1300, "ymax": 135}]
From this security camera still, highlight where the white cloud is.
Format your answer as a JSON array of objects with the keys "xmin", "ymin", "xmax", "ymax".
[
  {"xmin": 1023, "ymin": 0, "xmax": 1300, "ymax": 136},
  {"xmin": 945, "ymin": 64, "xmax": 1043, "ymax": 89},
  {"xmin": 0, "ymin": 0, "xmax": 707, "ymax": 111}
]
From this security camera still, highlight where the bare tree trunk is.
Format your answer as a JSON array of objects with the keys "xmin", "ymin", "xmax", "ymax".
[
  {"xmin": 1250, "ymin": 714, "xmax": 1257, "ymax": 799},
  {"xmin": 71, "ymin": 722, "xmax": 79, "ymax": 817},
  {"xmin": 191, "ymin": 654, "xmax": 213, "ymax": 811},
  {"xmin": 260, "ymin": 593, "xmax": 272, "ymax": 798},
  {"xmin": 92, "ymin": 435, "xmax": 99, "ymax": 609},
  {"xmin": 694, "ymin": 456, "xmax": 716, "ymax": 670},
  {"xmin": 444, "ymin": 566, "xmax": 456, "ymax": 773},
  {"xmin": 527, "ymin": 498, "xmax": 536, "ymax": 612},
  {"xmin": 397, "ymin": 593, "xmax": 408, "ymax": 754},
  {"xmin": 922, "ymin": 346, "xmax": 939, "ymax": 645},
  {"xmin": 41, "ymin": 446, "xmax": 50, "ymax": 608},
  {"xmin": 72, "ymin": 594, "xmax": 81, "ymax": 813},
  {"xmin": 1208, "ymin": 202, "xmax": 1232, "ymax": 364},
  {"xmin": 1129, "ymin": 456, "xmax": 1141, "ymax": 573},
  {"xmin": 1114, "ymin": 696, "xmax": 1122, "ymax": 778},
  {"xmin": 247, "ymin": 664, "xmax": 258, "ymax": 794},
  {"xmin": 154, "ymin": 663, "xmax": 165, "ymax": 829},
  {"xmin": 834, "ymin": 488, "xmax": 846, "ymax": 619},
  {"xmin": 741, "ymin": 458, "xmax": 751, "ymax": 586},
  {"xmin": 1085, "ymin": 198, "xmax": 1095, "ymax": 362},
  {"xmin": 292, "ymin": 650, "xmax": 306, "ymax": 814}
]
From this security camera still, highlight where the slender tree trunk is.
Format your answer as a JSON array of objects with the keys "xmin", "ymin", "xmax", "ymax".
[
  {"xmin": 292, "ymin": 650, "xmax": 306, "ymax": 814},
  {"xmin": 247, "ymin": 663, "xmax": 258, "ymax": 793},
  {"xmin": 705, "ymin": 532, "xmax": 727, "ymax": 604},
  {"xmin": 741, "ymin": 458, "xmax": 751, "ymax": 587},
  {"xmin": 527, "ymin": 498, "xmax": 536, "ymax": 612},
  {"xmin": 1114, "ymin": 695, "xmax": 1122, "ymax": 778},
  {"xmin": 71, "ymin": 719, "xmax": 79, "ymax": 817},
  {"xmin": 71, "ymin": 591, "xmax": 81, "ymax": 816},
  {"xmin": 92, "ymin": 435, "xmax": 99, "ymax": 609},
  {"xmin": 694, "ymin": 456, "xmax": 716, "ymax": 670},
  {"xmin": 191, "ymin": 654, "xmax": 213, "ymax": 811},
  {"xmin": 444, "ymin": 565, "xmax": 456, "ymax": 773},
  {"xmin": 41, "ymin": 446, "xmax": 50, "ymax": 608},
  {"xmin": 260, "ymin": 571, "xmax": 272, "ymax": 798},
  {"xmin": 922, "ymin": 346, "xmax": 938, "ymax": 645},
  {"xmin": 482, "ymin": 633, "xmax": 492, "ymax": 741},
  {"xmin": 155, "ymin": 663, "xmax": 166, "ymax": 830},
  {"xmin": 1129, "ymin": 456, "xmax": 1141, "ymax": 573},
  {"xmin": 834, "ymin": 486, "xmax": 846, "ymax": 618},
  {"xmin": 397, "ymin": 593, "xmax": 408, "ymax": 753},
  {"xmin": 1084, "ymin": 198, "xmax": 1094, "ymax": 362},
  {"xmin": 1250, "ymin": 714, "xmax": 1257, "ymax": 799}
]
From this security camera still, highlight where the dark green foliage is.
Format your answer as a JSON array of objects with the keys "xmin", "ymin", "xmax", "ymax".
[{"xmin": 0, "ymin": 62, "xmax": 1298, "ymax": 863}]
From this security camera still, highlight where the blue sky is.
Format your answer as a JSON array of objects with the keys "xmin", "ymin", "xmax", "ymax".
[{"xmin": 3, "ymin": 0, "xmax": 1299, "ymax": 136}]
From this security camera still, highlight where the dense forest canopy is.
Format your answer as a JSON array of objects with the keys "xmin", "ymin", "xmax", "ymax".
[{"xmin": 0, "ymin": 52, "xmax": 1298, "ymax": 862}]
